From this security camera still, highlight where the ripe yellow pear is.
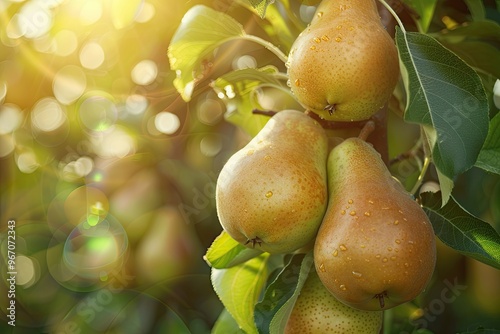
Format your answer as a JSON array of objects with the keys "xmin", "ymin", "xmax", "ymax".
[
  {"xmin": 314, "ymin": 137, "xmax": 436, "ymax": 310},
  {"xmin": 285, "ymin": 268, "xmax": 382, "ymax": 334},
  {"xmin": 216, "ymin": 110, "xmax": 328, "ymax": 254},
  {"xmin": 287, "ymin": 0, "xmax": 399, "ymax": 121}
]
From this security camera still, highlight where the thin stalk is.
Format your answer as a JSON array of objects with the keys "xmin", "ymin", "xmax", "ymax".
[
  {"xmin": 378, "ymin": 0, "xmax": 406, "ymax": 32},
  {"xmin": 242, "ymin": 34, "xmax": 288, "ymax": 64}
]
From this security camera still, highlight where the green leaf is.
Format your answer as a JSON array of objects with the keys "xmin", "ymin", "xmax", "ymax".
[
  {"xmin": 205, "ymin": 231, "xmax": 263, "ymax": 269},
  {"xmin": 212, "ymin": 66, "xmax": 289, "ymax": 136},
  {"xmin": 464, "ymin": 0, "xmax": 486, "ymax": 21},
  {"xmin": 247, "ymin": 0, "xmax": 275, "ymax": 18},
  {"xmin": 254, "ymin": 252, "xmax": 313, "ymax": 334},
  {"xmin": 212, "ymin": 309, "xmax": 245, "ymax": 334},
  {"xmin": 168, "ymin": 5, "xmax": 245, "ymax": 101},
  {"xmin": 434, "ymin": 21, "xmax": 500, "ymax": 78},
  {"xmin": 407, "ymin": 0, "xmax": 438, "ymax": 33},
  {"xmin": 421, "ymin": 192, "xmax": 500, "ymax": 270},
  {"xmin": 476, "ymin": 112, "xmax": 500, "ymax": 175},
  {"xmin": 211, "ymin": 253, "xmax": 270, "ymax": 334},
  {"xmin": 396, "ymin": 28, "xmax": 490, "ymax": 180},
  {"xmin": 458, "ymin": 328, "xmax": 500, "ymax": 334}
]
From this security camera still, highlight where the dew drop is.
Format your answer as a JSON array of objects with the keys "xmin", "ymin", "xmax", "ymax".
[
  {"xmin": 310, "ymin": 45, "xmax": 316, "ymax": 50},
  {"xmin": 294, "ymin": 79, "xmax": 301, "ymax": 87},
  {"xmin": 264, "ymin": 155, "xmax": 271, "ymax": 160},
  {"xmin": 336, "ymin": 25, "xmax": 342, "ymax": 30},
  {"xmin": 321, "ymin": 35, "xmax": 330, "ymax": 41},
  {"xmin": 391, "ymin": 256, "xmax": 396, "ymax": 261},
  {"xmin": 368, "ymin": 200, "xmax": 374, "ymax": 204},
  {"xmin": 404, "ymin": 263, "xmax": 409, "ymax": 268},
  {"xmin": 341, "ymin": 210, "xmax": 346, "ymax": 215},
  {"xmin": 319, "ymin": 263, "xmax": 326, "ymax": 272},
  {"xmin": 335, "ymin": 36, "xmax": 342, "ymax": 42},
  {"xmin": 339, "ymin": 244, "xmax": 348, "ymax": 251},
  {"xmin": 382, "ymin": 257, "xmax": 388, "ymax": 263},
  {"xmin": 346, "ymin": 257, "xmax": 351, "ymax": 261},
  {"xmin": 408, "ymin": 240, "xmax": 415, "ymax": 245},
  {"xmin": 313, "ymin": 37, "xmax": 321, "ymax": 43},
  {"xmin": 352, "ymin": 271, "xmax": 362, "ymax": 278},
  {"xmin": 317, "ymin": 11, "xmax": 323, "ymax": 18},
  {"xmin": 247, "ymin": 149, "xmax": 254, "ymax": 156},
  {"xmin": 349, "ymin": 26, "xmax": 354, "ymax": 31},
  {"xmin": 398, "ymin": 210, "xmax": 404, "ymax": 214},
  {"xmin": 340, "ymin": 284, "xmax": 347, "ymax": 291},
  {"xmin": 395, "ymin": 239, "xmax": 401, "ymax": 244},
  {"xmin": 364, "ymin": 211, "xmax": 371, "ymax": 217},
  {"xmin": 348, "ymin": 199, "xmax": 354, "ymax": 204},
  {"xmin": 360, "ymin": 244, "xmax": 366, "ymax": 248},
  {"xmin": 394, "ymin": 220, "xmax": 400, "ymax": 225},
  {"xmin": 265, "ymin": 191, "xmax": 273, "ymax": 198},
  {"xmin": 349, "ymin": 211, "xmax": 356, "ymax": 216},
  {"xmin": 333, "ymin": 249, "xmax": 338, "ymax": 257},
  {"xmin": 375, "ymin": 254, "xmax": 381, "ymax": 259},
  {"xmin": 387, "ymin": 247, "xmax": 393, "ymax": 251}
]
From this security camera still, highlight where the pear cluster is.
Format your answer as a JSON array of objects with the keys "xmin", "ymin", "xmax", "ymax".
[{"xmin": 215, "ymin": 0, "xmax": 435, "ymax": 331}]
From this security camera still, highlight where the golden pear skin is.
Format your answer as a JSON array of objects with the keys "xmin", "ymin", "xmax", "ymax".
[
  {"xmin": 285, "ymin": 268, "xmax": 382, "ymax": 334},
  {"xmin": 287, "ymin": 0, "xmax": 399, "ymax": 121},
  {"xmin": 216, "ymin": 110, "xmax": 328, "ymax": 254},
  {"xmin": 314, "ymin": 138, "xmax": 436, "ymax": 310}
]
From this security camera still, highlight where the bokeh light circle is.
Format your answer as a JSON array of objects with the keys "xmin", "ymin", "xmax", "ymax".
[
  {"xmin": 31, "ymin": 97, "xmax": 66, "ymax": 132},
  {"xmin": 154, "ymin": 111, "xmax": 180, "ymax": 135},
  {"xmin": 131, "ymin": 59, "xmax": 157, "ymax": 86},
  {"xmin": 0, "ymin": 135, "xmax": 15, "ymax": 157},
  {"xmin": 91, "ymin": 126, "xmax": 136, "ymax": 158},
  {"xmin": 63, "ymin": 214, "xmax": 128, "ymax": 280},
  {"xmin": 0, "ymin": 103, "xmax": 23, "ymax": 134},
  {"xmin": 16, "ymin": 150, "xmax": 39, "ymax": 173},
  {"xmin": 80, "ymin": 41, "xmax": 105, "ymax": 70},
  {"xmin": 197, "ymin": 98, "xmax": 224, "ymax": 125},
  {"xmin": 78, "ymin": 92, "xmax": 117, "ymax": 133},
  {"xmin": 80, "ymin": 0, "xmax": 103, "ymax": 25},
  {"xmin": 125, "ymin": 94, "xmax": 148, "ymax": 115},
  {"xmin": 53, "ymin": 65, "xmax": 87, "ymax": 105}
]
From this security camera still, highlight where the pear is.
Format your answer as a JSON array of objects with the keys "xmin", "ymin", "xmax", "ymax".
[
  {"xmin": 285, "ymin": 268, "xmax": 382, "ymax": 334},
  {"xmin": 287, "ymin": 0, "xmax": 399, "ymax": 121},
  {"xmin": 216, "ymin": 110, "xmax": 328, "ymax": 254},
  {"xmin": 314, "ymin": 137, "xmax": 436, "ymax": 310}
]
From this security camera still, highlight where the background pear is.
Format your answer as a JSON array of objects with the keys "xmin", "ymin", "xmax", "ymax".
[
  {"xmin": 314, "ymin": 137, "xmax": 436, "ymax": 310},
  {"xmin": 287, "ymin": 0, "xmax": 399, "ymax": 121},
  {"xmin": 285, "ymin": 268, "xmax": 382, "ymax": 334},
  {"xmin": 216, "ymin": 110, "xmax": 328, "ymax": 254}
]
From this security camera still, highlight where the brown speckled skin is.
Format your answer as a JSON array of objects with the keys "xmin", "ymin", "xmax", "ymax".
[
  {"xmin": 315, "ymin": 138, "xmax": 436, "ymax": 310},
  {"xmin": 287, "ymin": 0, "xmax": 399, "ymax": 121},
  {"xmin": 216, "ymin": 110, "xmax": 328, "ymax": 254},
  {"xmin": 285, "ymin": 269, "xmax": 382, "ymax": 333}
]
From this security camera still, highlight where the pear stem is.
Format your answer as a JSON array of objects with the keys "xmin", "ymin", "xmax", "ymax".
[
  {"xmin": 241, "ymin": 34, "xmax": 288, "ymax": 64},
  {"xmin": 358, "ymin": 121, "xmax": 376, "ymax": 141}
]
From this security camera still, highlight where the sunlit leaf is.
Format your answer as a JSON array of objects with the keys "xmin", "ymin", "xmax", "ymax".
[
  {"xmin": 247, "ymin": 0, "xmax": 276, "ymax": 18},
  {"xmin": 422, "ymin": 192, "xmax": 500, "ymax": 270},
  {"xmin": 407, "ymin": 0, "xmax": 438, "ymax": 33},
  {"xmin": 168, "ymin": 5, "xmax": 245, "ymax": 101},
  {"xmin": 396, "ymin": 28, "xmax": 489, "ymax": 181},
  {"xmin": 211, "ymin": 253, "xmax": 270, "ymax": 334},
  {"xmin": 476, "ymin": 112, "xmax": 500, "ymax": 175},
  {"xmin": 205, "ymin": 231, "xmax": 263, "ymax": 269},
  {"xmin": 254, "ymin": 252, "xmax": 313, "ymax": 334},
  {"xmin": 211, "ymin": 66, "xmax": 289, "ymax": 136},
  {"xmin": 212, "ymin": 309, "xmax": 245, "ymax": 334}
]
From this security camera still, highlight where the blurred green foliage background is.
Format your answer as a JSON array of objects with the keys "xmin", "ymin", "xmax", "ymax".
[{"xmin": 0, "ymin": 0, "xmax": 499, "ymax": 333}]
